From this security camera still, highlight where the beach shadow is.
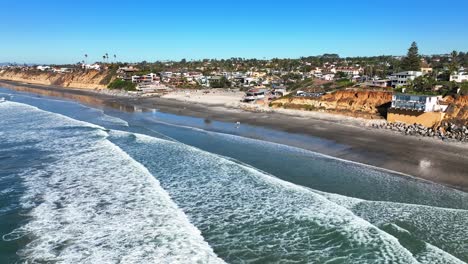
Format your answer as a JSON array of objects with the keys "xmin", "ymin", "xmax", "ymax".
[{"xmin": 377, "ymin": 102, "xmax": 391, "ymax": 118}]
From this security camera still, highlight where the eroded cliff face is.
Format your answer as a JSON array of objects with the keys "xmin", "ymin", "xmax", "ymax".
[
  {"xmin": 443, "ymin": 95, "xmax": 468, "ymax": 125},
  {"xmin": 0, "ymin": 70, "xmax": 114, "ymax": 89},
  {"xmin": 271, "ymin": 90, "xmax": 393, "ymax": 119}
]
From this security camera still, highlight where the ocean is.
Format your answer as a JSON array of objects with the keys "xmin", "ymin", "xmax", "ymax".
[{"xmin": 0, "ymin": 86, "xmax": 467, "ymax": 263}]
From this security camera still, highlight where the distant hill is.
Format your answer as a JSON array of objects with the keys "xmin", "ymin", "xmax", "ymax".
[{"xmin": 0, "ymin": 62, "xmax": 37, "ymax": 66}]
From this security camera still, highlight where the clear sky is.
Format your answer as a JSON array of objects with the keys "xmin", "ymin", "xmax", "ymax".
[{"xmin": 1, "ymin": 0, "xmax": 467, "ymax": 64}]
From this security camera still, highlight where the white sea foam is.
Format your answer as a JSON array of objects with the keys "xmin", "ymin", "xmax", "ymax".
[
  {"xmin": 144, "ymin": 115, "xmax": 468, "ymax": 205},
  {"xmin": 314, "ymin": 188, "xmax": 468, "ymax": 262},
  {"xmin": 3, "ymin": 100, "xmax": 467, "ymax": 263},
  {"xmin": 0, "ymin": 101, "xmax": 223, "ymax": 263},
  {"xmin": 114, "ymin": 131, "xmax": 468, "ymax": 263},
  {"xmin": 110, "ymin": 131, "xmax": 428, "ymax": 263},
  {"xmin": 2, "ymin": 92, "xmax": 130, "ymax": 127},
  {"xmin": 93, "ymin": 108, "xmax": 130, "ymax": 127}
]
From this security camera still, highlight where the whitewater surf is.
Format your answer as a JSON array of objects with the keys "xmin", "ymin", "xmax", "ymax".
[{"xmin": 0, "ymin": 92, "xmax": 467, "ymax": 263}]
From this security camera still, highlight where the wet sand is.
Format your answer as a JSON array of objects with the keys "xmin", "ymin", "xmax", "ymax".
[{"xmin": 1, "ymin": 80, "xmax": 467, "ymax": 192}]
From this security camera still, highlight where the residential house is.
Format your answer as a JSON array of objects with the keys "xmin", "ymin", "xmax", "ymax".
[
  {"xmin": 82, "ymin": 63, "xmax": 101, "ymax": 71},
  {"xmin": 363, "ymin": 79, "xmax": 390, "ymax": 88},
  {"xmin": 131, "ymin": 73, "xmax": 160, "ymax": 83},
  {"xmin": 243, "ymin": 88, "xmax": 269, "ymax": 102},
  {"xmin": 390, "ymin": 71, "xmax": 423, "ymax": 88},
  {"xmin": 118, "ymin": 66, "xmax": 139, "ymax": 74},
  {"xmin": 208, "ymin": 76, "xmax": 225, "ymax": 87},
  {"xmin": 310, "ymin": 67, "xmax": 322, "ymax": 76},
  {"xmin": 117, "ymin": 66, "xmax": 139, "ymax": 81},
  {"xmin": 36, "ymin": 65, "xmax": 51, "ymax": 71},
  {"xmin": 53, "ymin": 67, "xmax": 73, "ymax": 73},
  {"xmin": 420, "ymin": 67, "xmax": 433, "ymax": 75},
  {"xmin": 388, "ymin": 93, "xmax": 449, "ymax": 127},
  {"xmin": 321, "ymin": 73, "xmax": 335, "ymax": 81},
  {"xmin": 450, "ymin": 72, "xmax": 468, "ymax": 83},
  {"xmin": 391, "ymin": 94, "xmax": 446, "ymax": 112},
  {"xmin": 335, "ymin": 67, "xmax": 362, "ymax": 76}
]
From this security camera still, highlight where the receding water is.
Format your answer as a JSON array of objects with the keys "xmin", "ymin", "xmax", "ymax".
[{"xmin": 0, "ymin": 87, "xmax": 467, "ymax": 263}]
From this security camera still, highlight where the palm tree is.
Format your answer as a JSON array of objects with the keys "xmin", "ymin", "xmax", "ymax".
[
  {"xmin": 84, "ymin": 54, "xmax": 88, "ymax": 64},
  {"xmin": 113, "ymin": 54, "xmax": 116, "ymax": 63},
  {"xmin": 105, "ymin": 53, "xmax": 109, "ymax": 63},
  {"xmin": 449, "ymin": 51, "xmax": 459, "ymax": 74},
  {"xmin": 102, "ymin": 55, "xmax": 106, "ymax": 62}
]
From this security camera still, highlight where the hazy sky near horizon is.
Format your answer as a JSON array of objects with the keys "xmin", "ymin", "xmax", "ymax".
[{"xmin": 1, "ymin": 0, "xmax": 467, "ymax": 64}]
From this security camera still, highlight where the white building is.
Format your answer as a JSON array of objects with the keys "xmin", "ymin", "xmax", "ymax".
[
  {"xmin": 391, "ymin": 94, "xmax": 448, "ymax": 112},
  {"xmin": 243, "ymin": 88, "xmax": 268, "ymax": 102},
  {"xmin": 390, "ymin": 71, "xmax": 423, "ymax": 87},
  {"xmin": 36, "ymin": 65, "xmax": 51, "ymax": 71},
  {"xmin": 310, "ymin": 67, "xmax": 322, "ymax": 75},
  {"xmin": 131, "ymin": 73, "xmax": 159, "ymax": 83},
  {"xmin": 450, "ymin": 72, "xmax": 468, "ymax": 83},
  {"xmin": 53, "ymin": 67, "xmax": 73, "ymax": 73},
  {"xmin": 335, "ymin": 67, "xmax": 362, "ymax": 76},
  {"xmin": 321, "ymin": 73, "xmax": 335, "ymax": 81},
  {"xmin": 82, "ymin": 63, "xmax": 101, "ymax": 71},
  {"xmin": 363, "ymin": 79, "xmax": 390, "ymax": 88}
]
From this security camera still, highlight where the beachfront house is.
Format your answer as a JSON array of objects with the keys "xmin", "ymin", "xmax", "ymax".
[
  {"xmin": 387, "ymin": 93, "xmax": 449, "ymax": 127},
  {"xmin": 391, "ymin": 94, "xmax": 447, "ymax": 112},
  {"xmin": 450, "ymin": 72, "xmax": 468, "ymax": 83},
  {"xmin": 390, "ymin": 71, "xmax": 423, "ymax": 88},
  {"xmin": 243, "ymin": 88, "xmax": 269, "ymax": 102},
  {"xmin": 131, "ymin": 73, "xmax": 160, "ymax": 83}
]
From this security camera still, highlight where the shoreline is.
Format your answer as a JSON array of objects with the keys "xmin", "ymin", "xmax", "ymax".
[{"xmin": 1, "ymin": 80, "xmax": 468, "ymax": 192}]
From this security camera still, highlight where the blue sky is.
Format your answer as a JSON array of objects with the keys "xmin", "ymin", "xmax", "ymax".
[{"xmin": 1, "ymin": 0, "xmax": 467, "ymax": 64}]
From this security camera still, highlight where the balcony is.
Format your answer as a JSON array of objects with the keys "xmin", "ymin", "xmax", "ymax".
[{"xmin": 392, "ymin": 101, "xmax": 425, "ymax": 111}]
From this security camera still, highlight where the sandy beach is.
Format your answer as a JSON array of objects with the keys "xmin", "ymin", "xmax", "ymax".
[{"xmin": 1, "ymin": 80, "xmax": 467, "ymax": 192}]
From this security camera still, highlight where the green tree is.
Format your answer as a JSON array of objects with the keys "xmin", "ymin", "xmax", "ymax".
[
  {"xmin": 401, "ymin": 42, "xmax": 421, "ymax": 71},
  {"xmin": 459, "ymin": 82, "xmax": 468, "ymax": 95},
  {"xmin": 209, "ymin": 76, "xmax": 229, "ymax": 88},
  {"xmin": 410, "ymin": 75, "xmax": 436, "ymax": 93},
  {"xmin": 108, "ymin": 79, "xmax": 136, "ymax": 91},
  {"xmin": 336, "ymin": 71, "xmax": 348, "ymax": 79}
]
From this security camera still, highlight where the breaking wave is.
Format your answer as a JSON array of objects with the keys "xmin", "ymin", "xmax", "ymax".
[
  {"xmin": 110, "ymin": 132, "xmax": 468, "ymax": 263},
  {"xmin": 1, "ymin": 100, "xmax": 467, "ymax": 263},
  {"xmin": 0, "ymin": 101, "xmax": 223, "ymax": 263}
]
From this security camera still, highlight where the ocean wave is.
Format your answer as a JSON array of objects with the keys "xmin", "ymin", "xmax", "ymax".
[
  {"xmin": 0, "ymin": 91, "xmax": 130, "ymax": 127},
  {"xmin": 135, "ymin": 114, "xmax": 468, "ymax": 210},
  {"xmin": 111, "ymin": 131, "xmax": 465, "ymax": 263},
  {"xmin": 0, "ymin": 101, "xmax": 223, "ymax": 263},
  {"xmin": 2, "ymin": 100, "xmax": 467, "ymax": 263}
]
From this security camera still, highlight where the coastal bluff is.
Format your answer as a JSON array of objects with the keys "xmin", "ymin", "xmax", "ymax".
[
  {"xmin": 270, "ymin": 90, "xmax": 393, "ymax": 119},
  {"xmin": 0, "ymin": 69, "xmax": 113, "ymax": 89},
  {"xmin": 444, "ymin": 95, "xmax": 468, "ymax": 125}
]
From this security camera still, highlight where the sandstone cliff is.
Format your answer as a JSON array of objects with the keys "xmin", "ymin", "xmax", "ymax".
[
  {"xmin": 443, "ymin": 95, "xmax": 468, "ymax": 125},
  {"xmin": 0, "ymin": 69, "xmax": 115, "ymax": 89},
  {"xmin": 271, "ymin": 90, "xmax": 393, "ymax": 119}
]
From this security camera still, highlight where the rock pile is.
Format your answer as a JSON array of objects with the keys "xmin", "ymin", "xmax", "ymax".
[{"xmin": 371, "ymin": 122, "xmax": 468, "ymax": 142}]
